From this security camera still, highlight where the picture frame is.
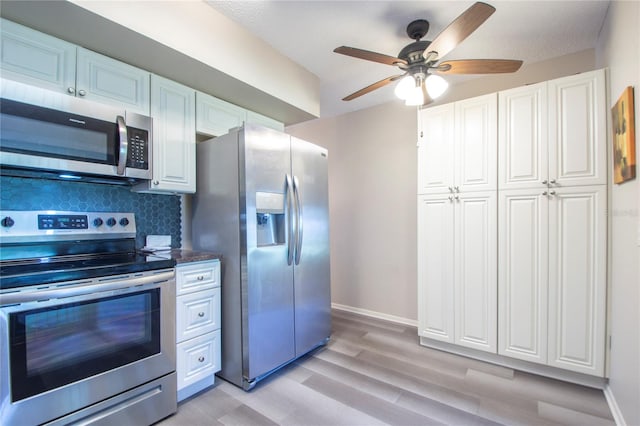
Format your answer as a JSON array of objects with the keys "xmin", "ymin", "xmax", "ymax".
[{"xmin": 612, "ymin": 86, "xmax": 636, "ymax": 184}]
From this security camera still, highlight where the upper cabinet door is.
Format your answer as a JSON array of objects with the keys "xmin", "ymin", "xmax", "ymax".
[
  {"xmin": 455, "ymin": 93, "xmax": 497, "ymax": 193},
  {"xmin": 76, "ymin": 48, "xmax": 150, "ymax": 115},
  {"xmin": 548, "ymin": 69, "xmax": 606, "ymax": 187},
  {"xmin": 417, "ymin": 103, "xmax": 455, "ymax": 194},
  {"xmin": 147, "ymin": 75, "xmax": 196, "ymax": 193},
  {"xmin": 0, "ymin": 18, "xmax": 76, "ymax": 94},
  {"xmin": 196, "ymin": 91, "xmax": 246, "ymax": 137},
  {"xmin": 498, "ymin": 82, "xmax": 548, "ymax": 191}
]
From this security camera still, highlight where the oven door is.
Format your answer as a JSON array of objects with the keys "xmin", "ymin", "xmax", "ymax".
[{"xmin": 0, "ymin": 269, "xmax": 176, "ymax": 426}]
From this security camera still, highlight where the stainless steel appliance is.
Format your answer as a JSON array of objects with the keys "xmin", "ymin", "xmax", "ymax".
[
  {"xmin": 192, "ymin": 123, "xmax": 331, "ymax": 390},
  {"xmin": 0, "ymin": 210, "xmax": 177, "ymax": 426},
  {"xmin": 0, "ymin": 79, "xmax": 152, "ymax": 182}
]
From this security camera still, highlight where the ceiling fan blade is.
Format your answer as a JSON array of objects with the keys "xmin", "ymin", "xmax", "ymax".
[
  {"xmin": 334, "ymin": 46, "xmax": 407, "ymax": 67},
  {"xmin": 342, "ymin": 74, "xmax": 405, "ymax": 101},
  {"xmin": 423, "ymin": 2, "xmax": 496, "ymax": 62},
  {"xmin": 437, "ymin": 59, "xmax": 523, "ymax": 74}
]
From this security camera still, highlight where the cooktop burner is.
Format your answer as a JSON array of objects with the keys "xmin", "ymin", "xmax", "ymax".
[{"xmin": 0, "ymin": 210, "xmax": 176, "ymax": 289}]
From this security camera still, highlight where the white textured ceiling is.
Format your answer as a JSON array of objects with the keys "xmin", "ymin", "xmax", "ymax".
[{"xmin": 206, "ymin": 0, "xmax": 610, "ymax": 118}]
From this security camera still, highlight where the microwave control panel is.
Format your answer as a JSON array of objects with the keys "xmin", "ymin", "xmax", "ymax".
[{"xmin": 126, "ymin": 127, "xmax": 149, "ymax": 170}]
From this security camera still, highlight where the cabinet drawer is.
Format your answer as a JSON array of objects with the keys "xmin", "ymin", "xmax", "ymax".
[
  {"xmin": 176, "ymin": 260, "xmax": 219, "ymax": 295},
  {"xmin": 176, "ymin": 330, "xmax": 221, "ymax": 391},
  {"xmin": 176, "ymin": 287, "xmax": 220, "ymax": 342}
]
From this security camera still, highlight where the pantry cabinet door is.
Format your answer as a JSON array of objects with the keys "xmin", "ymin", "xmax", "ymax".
[
  {"xmin": 455, "ymin": 93, "xmax": 497, "ymax": 193},
  {"xmin": 418, "ymin": 194, "xmax": 455, "ymax": 343},
  {"xmin": 417, "ymin": 104, "xmax": 455, "ymax": 194},
  {"xmin": 547, "ymin": 185, "xmax": 606, "ymax": 376},
  {"xmin": 498, "ymin": 188, "xmax": 548, "ymax": 364},
  {"xmin": 454, "ymin": 191, "xmax": 497, "ymax": 353},
  {"xmin": 498, "ymin": 82, "xmax": 548, "ymax": 191},
  {"xmin": 548, "ymin": 69, "xmax": 606, "ymax": 187}
]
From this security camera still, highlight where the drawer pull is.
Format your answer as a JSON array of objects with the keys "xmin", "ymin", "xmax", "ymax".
[
  {"xmin": 198, "ymin": 356, "xmax": 205, "ymax": 363},
  {"xmin": 198, "ymin": 312, "xmax": 205, "ymax": 317},
  {"xmin": 197, "ymin": 275, "xmax": 204, "ymax": 281}
]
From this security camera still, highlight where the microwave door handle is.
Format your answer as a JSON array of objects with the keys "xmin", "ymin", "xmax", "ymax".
[{"xmin": 116, "ymin": 115, "xmax": 128, "ymax": 176}]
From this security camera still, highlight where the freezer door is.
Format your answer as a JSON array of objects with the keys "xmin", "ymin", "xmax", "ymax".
[
  {"xmin": 242, "ymin": 124, "xmax": 296, "ymax": 381},
  {"xmin": 291, "ymin": 137, "xmax": 331, "ymax": 356}
]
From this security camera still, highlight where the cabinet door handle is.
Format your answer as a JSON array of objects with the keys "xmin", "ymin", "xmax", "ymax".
[
  {"xmin": 78, "ymin": 89, "xmax": 86, "ymax": 96},
  {"xmin": 67, "ymin": 87, "xmax": 75, "ymax": 94},
  {"xmin": 198, "ymin": 312, "xmax": 205, "ymax": 317},
  {"xmin": 198, "ymin": 356, "xmax": 205, "ymax": 363}
]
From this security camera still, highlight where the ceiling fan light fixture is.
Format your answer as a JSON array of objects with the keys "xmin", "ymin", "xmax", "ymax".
[
  {"xmin": 404, "ymin": 75, "xmax": 425, "ymax": 106},
  {"xmin": 425, "ymin": 74, "xmax": 449, "ymax": 99},
  {"xmin": 394, "ymin": 75, "xmax": 414, "ymax": 100}
]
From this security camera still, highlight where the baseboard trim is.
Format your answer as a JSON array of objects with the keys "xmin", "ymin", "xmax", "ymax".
[
  {"xmin": 604, "ymin": 384, "xmax": 626, "ymax": 426},
  {"xmin": 331, "ymin": 303, "xmax": 418, "ymax": 327}
]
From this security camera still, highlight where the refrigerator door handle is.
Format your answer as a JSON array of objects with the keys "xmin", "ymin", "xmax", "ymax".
[
  {"xmin": 286, "ymin": 174, "xmax": 295, "ymax": 266},
  {"xmin": 293, "ymin": 175, "xmax": 303, "ymax": 265}
]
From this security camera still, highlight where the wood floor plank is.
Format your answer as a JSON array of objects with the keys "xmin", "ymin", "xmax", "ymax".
[{"xmin": 160, "ymin": 310, "xmax": 614, "ymax": 426}]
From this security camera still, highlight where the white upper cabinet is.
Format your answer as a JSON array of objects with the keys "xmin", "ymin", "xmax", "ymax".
[
  {"xmin": 76, "ymin": 48, "xmax": 150, "ymax": 115},
  {"xmin": 548, "ymin": 70, "xmax": 607, "ymax": 187},
  {"xmin": 498, "ymin": 82, "xmax": 548, "ymax": 190},
  {"xmin": 196, "ymin": 91, "xmax": 246, "ymax": 137},
  {"xmin": 1, "ymin": 19, "xmax": 150, "ymax": 115},
  {"xmin": 418, "ymin": 93, "xmax": 497, "ymax": 195},
  {"xmin": 499, "ymin": 69, "xmax": 606, "ymax": 190},
  {"xmin": 0, "ymin": 18, "xmax": 75, "ymax": 93},
  {"xmin": 246, "ymin": 110, "xmax": 285, "ymax": 132},
  {"xmin": 134, "ymin": 75, "xmax": 195, "ymax": 194}
]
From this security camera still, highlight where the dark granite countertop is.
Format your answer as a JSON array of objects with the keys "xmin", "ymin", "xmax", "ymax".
[{"xmin": 168, "ymin": 249, "xmax": 222, "ymax": 264}]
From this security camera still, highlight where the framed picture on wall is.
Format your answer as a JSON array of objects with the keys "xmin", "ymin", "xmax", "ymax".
[{"xmin": 612, "ymin": 86, "xmax": 636, "ymax": 184}]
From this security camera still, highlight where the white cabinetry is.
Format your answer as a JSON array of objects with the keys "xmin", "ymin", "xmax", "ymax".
[
  {"xmin": 1, "ymin": 18, "xmax": 150, "ymax": 114},
  {"xmin": 417, "ymin": 93, "xmax": 498, "ymax": 354},
  {"xmin": 135, "ymin": 75, "xmax": 196, "ymax": 194},
  {"xmin": 196, "ymin": 91, "xmax": 285, "ymax": 137},
  {"xmin": 497, "ymin": 69, "xmax": 607, "ymax": 377},
  {"xmin": 176, "ymin": 260, "xmax": 221, "ymax": 402}
]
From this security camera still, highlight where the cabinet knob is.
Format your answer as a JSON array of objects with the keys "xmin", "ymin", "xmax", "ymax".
[
  {"xmin": 454, "ymin": 186, "xmax": 460, "ymax": 193},
  {"xmin": 198, "ymin": 356, "xmax": 205, "ymax": 363},
  {"xmin": 550, "ymin": 179, "xmax": 557, "ymax": 184},
  {"xmin": 198, "ymin": 312, "xmax": 205, "ymax": 317},
  {"xmin": 78, "ymin": 89, "xmax": 86, "ymax": 96},
  {"xmin": 197, "ymin": 275, "xmax": 204, "ymax": 281},
  {"xmin": 542, "ymin": 180, "xmax": 548, "ymax": 185},
  {"xmin": 543, "ymin": 191, "xmax": 548, "ymax": 196},
  {"xmin": 454, "ymin": 195, "xmax": 460, "ymax": 201},
  {"xmin": 448, "ymin": 196, "xmax": 453, "ymax": 202},
  {"xmin": 448, "ymin": 186, "xmax": 453, "ymax": 193},
  {"xmin": 153, "ymin": 180, "xmax": 159, "ymax": 186},
  {"xmin": 549, "ymin": 190, "xmax": 556, "ymax": 196},
  {"xmin": 67, "ymin": 87, "xmax": 75, "ymax": 94}
]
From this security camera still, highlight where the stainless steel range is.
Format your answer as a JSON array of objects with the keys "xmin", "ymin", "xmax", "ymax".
[{"xmin": 0, "ymin": 210, "xmax": 177, "ymax": 426}]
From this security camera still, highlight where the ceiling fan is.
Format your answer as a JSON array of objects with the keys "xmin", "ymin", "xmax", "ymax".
[{"xmin": 334, "ymin": 2, "xmax": 523, "ymax": 106}]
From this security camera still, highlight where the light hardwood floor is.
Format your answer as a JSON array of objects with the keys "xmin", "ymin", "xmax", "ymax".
[{"xmin": 159, "ymin": 310, "xmax": 614, "ymax": 425}]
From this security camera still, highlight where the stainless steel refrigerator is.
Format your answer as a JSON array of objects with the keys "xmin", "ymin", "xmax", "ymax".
[{"xmin": 192, "ymin": 123, "xmax": 331, "ymax": 390}]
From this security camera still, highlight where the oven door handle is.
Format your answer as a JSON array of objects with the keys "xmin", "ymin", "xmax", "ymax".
[{"xmin": 0, "ymin": 270, "xmax": 174, "ymax": 305}]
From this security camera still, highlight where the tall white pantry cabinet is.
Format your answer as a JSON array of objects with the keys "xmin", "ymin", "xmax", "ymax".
[{"xmin": 417, "ymin": 69, "xmax": 607, "ymax": 377}]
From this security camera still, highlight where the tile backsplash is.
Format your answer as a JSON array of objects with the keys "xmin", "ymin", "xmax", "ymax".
[{"xmin": 0, "ymin": 176, "xmax": 181, "ymax": 248}]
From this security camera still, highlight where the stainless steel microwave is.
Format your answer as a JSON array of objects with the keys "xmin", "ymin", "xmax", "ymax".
[{"xmin": 0, "ymin": 79, "xmax": 152, "ymax": 182}]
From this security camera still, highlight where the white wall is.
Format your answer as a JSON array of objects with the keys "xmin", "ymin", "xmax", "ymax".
[
  {"xmin": 595, "ymin": 2, "xmax": 640, "ymax": 424},
  {"xmin": 288, "ymin": 49, "xmax": 596, "ymax": 324}
]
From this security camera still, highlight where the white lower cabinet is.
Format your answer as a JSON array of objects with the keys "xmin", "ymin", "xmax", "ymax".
[
  {"xmin": 498, "ymin": 185, "xmax": 607, "ymax": 376},
  {"xmin": 176, "ymin": 260, "xmax": 221, "ymax": 401},
  {"xmin": 418, "ymin": 191, "xmax": 497, "ymax": 353}
]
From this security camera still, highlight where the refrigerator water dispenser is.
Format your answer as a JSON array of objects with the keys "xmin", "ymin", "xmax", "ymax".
[{"xmin": 256, "ymin": 192, "xmax": 285, "ymax": 246}]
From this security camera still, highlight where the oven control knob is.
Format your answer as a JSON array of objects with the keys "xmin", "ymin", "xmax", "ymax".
[
  {"xmin": 1, "ymin": 216, "xmax": 15, "ymax": 228},
  {"xmin": 93, "ymin": 218, "xmax": 104, "ymax": 227},
  {"xmin": 106, "ymin": 217, "xmax": 117, "ymax": 227},
  {"xmin": 119, "ymin": 218, "xmax": 130, "ymax": 227}
]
